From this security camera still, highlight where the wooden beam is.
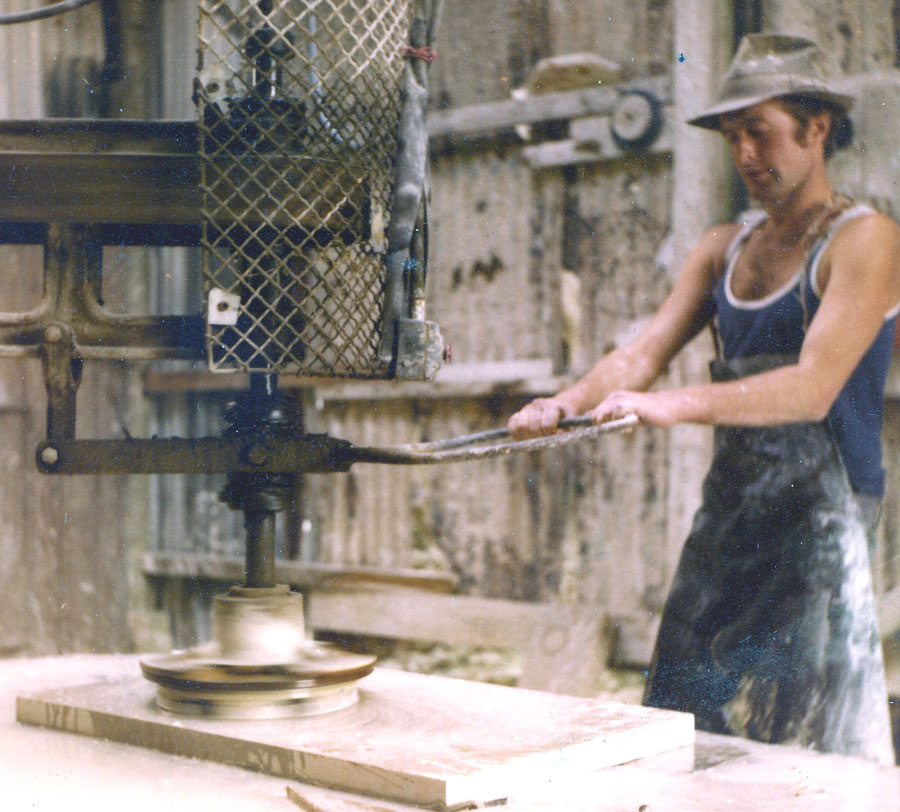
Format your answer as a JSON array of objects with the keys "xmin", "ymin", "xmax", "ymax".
[
  {"xmin": 142, "ymin": 553, "xmax": 459, "ymax": 593},
  {"xmin": 522, "ymin": 133, "xmax": 672, "ymax": 168},
  {"xmin": 307, "ymin": 587, "xmax": 551, "ymax": 649},
  {"xmin": 142, "ymin": 360, "xmax": 568, "ymax": 401},
  {"xmin": 426, "ymin": 77, "xmax": 669, "ymax": 139},
  {"xmin": 307, "ymin": 587, "xmax": 651, "ymax": 690}
]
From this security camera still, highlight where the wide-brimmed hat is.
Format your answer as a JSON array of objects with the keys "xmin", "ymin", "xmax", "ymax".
[{"xmin": 687, "ymin": 33, "xmax": 855, "ymax": 130}]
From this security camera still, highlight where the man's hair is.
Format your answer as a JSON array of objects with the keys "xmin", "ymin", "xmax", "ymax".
[{"xmin": 775, "ymin": 94, "xmax": 854, "ymax": 158}]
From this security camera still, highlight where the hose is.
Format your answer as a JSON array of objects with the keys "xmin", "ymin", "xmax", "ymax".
[
  {"xmin": 344, "ymin": 414, "xmax": 639, "ymax": 465},
  {"xmin": 0, "ymin": 0, "xmax": 98, "ymax": 25}
]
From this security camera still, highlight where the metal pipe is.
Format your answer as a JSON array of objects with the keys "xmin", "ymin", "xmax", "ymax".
[
  {"xmin": 0, "ymin": 0, "xmax": 97, "ymax": 25},
  {"xmin": 344, "ymin": 415, "xmax": 640, "ymax": 466}
]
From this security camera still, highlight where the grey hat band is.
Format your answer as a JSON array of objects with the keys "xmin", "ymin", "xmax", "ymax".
[
  {"xmin": 687, "ymin": 33, "xmax": 855, "ymax": 131},
  {"xmin": 724, "ymin": 73, "xmax": 846, "ymax": 104},
  {"xmin": 688, "ymin": 82, "xmax": 854, "ymax": 130}
]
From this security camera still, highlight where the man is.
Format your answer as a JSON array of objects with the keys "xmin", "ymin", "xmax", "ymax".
[{"xmin": 509, "ymin": 34, "xmax": 900, "ymax": 763}]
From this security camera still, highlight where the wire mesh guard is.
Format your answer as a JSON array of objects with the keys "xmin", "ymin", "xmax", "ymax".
[{"xmin": 198, "ymin": 0, "xmax": 414, "ymax": 375}]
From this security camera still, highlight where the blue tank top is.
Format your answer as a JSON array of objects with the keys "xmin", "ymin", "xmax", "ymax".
[{"xmin": 714, "ymin": 205, "xmax": 899, "ymax": 496}]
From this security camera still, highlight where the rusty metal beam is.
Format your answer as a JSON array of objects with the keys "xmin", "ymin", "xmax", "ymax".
[
  {"xmin": 1, "ymin": 152, "xmax": 199, "ymax": 226},
  {"xmin": 0, "ymin": 119, "xmax": 199, "ymax": 229},
  {"xmin": 35, "ymin": 434, "xmax": 354, "ymax": 475}
]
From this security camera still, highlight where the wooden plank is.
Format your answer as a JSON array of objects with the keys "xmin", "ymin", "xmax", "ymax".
[
  {"xmin": 17, "ymin": 668, "xmax": 695, "ymax": 808},
  {"xmin": 523, "ymin": 129, "xmax": 673, "ymax": 169},
  {"xmin": 142, "ymin": 371, "xmax": 336, "ymax": 395},
  {"xmin": 142, "ymin": 553, "xmax": 459, "ymax": 594},
  {"xmin": 519, "ymin": 606, "xmax": 611, "ymax": 697},
  {"xmin": 0, "ymin": 119, "xmax": 198, "ymax": 233},
  {"xmin": 309, "ymin": 588, "xmax": 652, "ymax": 684},
  {"xmin": 426, "ymin": 77, "xmax": 669, "ymax": 139},
  {"xmin": 142, "ymin": 360, "xmax": 568, "ymax": 400},
  {"xmin": 306, "ymin": 588, "xmax": 550, "ymax": 650},
  {"xmin": 0, "ymin": 118, "xmax": 196, "ymax": 153},
  {"xmin": 0, "ymin": 222, "xmax": 200, "ymax": 247},
  {"xmin": 0, "ymin": 406, "xmax": 28, "ymax": 658},
  {"xmin": 9, "ymin": 655, "xmax": 900, "ymax": 811}
]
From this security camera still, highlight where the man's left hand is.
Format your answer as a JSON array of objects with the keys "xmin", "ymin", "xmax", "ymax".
[{"xmin": 589, "ymin": 390, "xmax": 686, "ymax": 428}]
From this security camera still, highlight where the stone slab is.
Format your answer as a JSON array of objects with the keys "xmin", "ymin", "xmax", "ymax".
[
  {"xmin": 16, "ymin": 667, "xmax": 694, "ymax": 808},
  {"xmin": 4, "ymin": 656, "xmax": 900, "ymax": 811}
]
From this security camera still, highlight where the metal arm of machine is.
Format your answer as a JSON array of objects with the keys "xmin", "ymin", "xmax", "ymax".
[
  {"xmin": 35, "ymin": 434, "xmax": 356, "ymax": 476},
  {"xmin": 35, "ymin": 415, "xmax": 639, "ymax": 475}
]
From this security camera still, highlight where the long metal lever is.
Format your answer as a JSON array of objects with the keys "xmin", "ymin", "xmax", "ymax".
[{"xmin": 343, "ymin": 414, "xmax": 640, "ymax": 465}]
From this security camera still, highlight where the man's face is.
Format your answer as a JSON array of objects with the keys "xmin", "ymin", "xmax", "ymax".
[{"xmin": 719, "ymin": 100, "xmax": 828, "ymax": 205}]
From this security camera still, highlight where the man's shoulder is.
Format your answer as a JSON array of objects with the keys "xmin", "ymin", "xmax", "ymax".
[
  {"xmin": 829, "ymin": 206, "xmax": 899, "ymax": 251},
  {"xmin": 820, "ymin": 206, "xmax": 900, "ymax": 300},
  {"xmin": 697, "ymin": 221, "xmax": 746, "ymax": 261},
  {"xmin": 706, "ymin": 209, "xmax": 764, "ymax": 246}
]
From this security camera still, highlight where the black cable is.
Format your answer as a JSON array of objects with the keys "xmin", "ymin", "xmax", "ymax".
[
  {"xmin": 96, "ymin": 0, "xmax": 122, "ymax": 117},
  {"xmin": 0, "ymin": 0, "xmax": 98, "ymax": 25}
]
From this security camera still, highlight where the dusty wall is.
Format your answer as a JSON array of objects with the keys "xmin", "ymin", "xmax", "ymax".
[
  {"xmin": 0, "ymin": 0, "xmax": 161, "ymax": 655},
  {"xmin": 3, "ymin": 0, "xmax": 900, "ymax": 667},
  {"xmin": 312, "ymin": 0, "xmax": 900, "ymax": 658},
  {"xmin": 313, "ymin": 0, "xmax": 684, "ymax": 640}
]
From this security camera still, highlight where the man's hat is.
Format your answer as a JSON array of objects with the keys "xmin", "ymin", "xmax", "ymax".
[{"xmin": 687, "ymin": 33, "xmax": 855, "ymax": 130}]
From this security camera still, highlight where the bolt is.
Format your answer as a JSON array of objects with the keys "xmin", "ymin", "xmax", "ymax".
[
  {"xmin": 44, "ymin": 325, "xmax": 63, "ymax": 343},
  {"xmin": 246, "ymin": 444, "xmax": 269, "ymax": 465},
  {"xmin": 40, "ymin": 446, "xmax": 59, "ymax": 466}
]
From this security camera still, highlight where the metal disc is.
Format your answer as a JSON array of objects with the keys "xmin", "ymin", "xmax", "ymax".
[
  {"xmin": 141, "ymin": 642, "xmax": 376, "ymax": 719},
  {"xmin": 140, "ymin": 586, "xmax": 375, "ymax": 719}
]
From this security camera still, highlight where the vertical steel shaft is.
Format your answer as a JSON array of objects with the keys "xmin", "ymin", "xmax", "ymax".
[{"xmin": 244, "ymin": 510, "xmax": 277, "ymax": 588}]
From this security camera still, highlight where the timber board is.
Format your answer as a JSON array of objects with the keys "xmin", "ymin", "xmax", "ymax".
[{"xmin": 17, "ymin": 667, "xmax": 694, "ymax": 808}]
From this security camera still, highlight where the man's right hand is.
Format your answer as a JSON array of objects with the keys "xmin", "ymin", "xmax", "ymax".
[{"xmin": 507, "ymin": 397, "xmax": 579, "ymax": 439}]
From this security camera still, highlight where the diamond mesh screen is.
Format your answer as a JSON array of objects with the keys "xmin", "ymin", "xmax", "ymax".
[{"xmin": 198, "ymin": 0, "xmax": 412, "ymax": 375}]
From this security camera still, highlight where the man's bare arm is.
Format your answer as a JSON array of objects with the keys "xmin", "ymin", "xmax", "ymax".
[
  {"xmin": 507, "ymin": 224, "xmax": 737, "ymax": 438},
  {"xmin": 590, "ymin": 213, "xmax": 900, "ymax": 428}
]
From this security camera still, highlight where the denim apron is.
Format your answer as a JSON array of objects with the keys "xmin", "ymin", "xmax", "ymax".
[{"xmin": 643, "ymin": 355, "xmax": 894, "ymax": 764}]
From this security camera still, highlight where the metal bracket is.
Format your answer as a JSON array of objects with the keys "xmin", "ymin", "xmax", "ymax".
[
  {"xmin": 0, "ymin": 223, "xmax": 204, "ymax": 362},
  {"xmin": 395, "ymin": 317, "xmax": 444, "ymax": 381}
]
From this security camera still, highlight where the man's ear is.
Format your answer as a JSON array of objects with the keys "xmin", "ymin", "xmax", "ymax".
[{"xmin": 809, "ymin": 111, "xmax": 832, "ymax": 147}]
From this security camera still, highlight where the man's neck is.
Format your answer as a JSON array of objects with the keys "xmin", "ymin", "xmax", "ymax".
[{"xmin": 763, "ymin": 173, "xmax": 834, "ymax": 229}]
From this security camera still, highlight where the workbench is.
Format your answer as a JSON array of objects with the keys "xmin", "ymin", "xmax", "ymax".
[{"xmin": 1, "ymin": 654, "xmax": 897, "ymax": 811}]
